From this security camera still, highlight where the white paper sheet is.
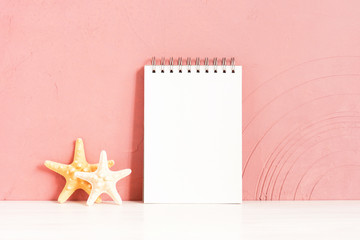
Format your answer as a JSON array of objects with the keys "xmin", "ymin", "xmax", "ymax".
[{"xmin": 144, "ymin": 64, "xmax": 242, "ymax": 203}]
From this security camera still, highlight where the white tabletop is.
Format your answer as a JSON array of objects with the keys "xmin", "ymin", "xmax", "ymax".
[{"xmin": 0, "ymin": 201, "xmax": 359, "ymax": 240}]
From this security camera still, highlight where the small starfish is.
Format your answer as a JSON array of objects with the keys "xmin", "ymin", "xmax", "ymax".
[
  {"xmin": 44, "ymin": 138, "xmax": 115, "ymax": 203},
  {"xmin": 75, "ymin": 150, "xmax": 131, "ymax": 205}
]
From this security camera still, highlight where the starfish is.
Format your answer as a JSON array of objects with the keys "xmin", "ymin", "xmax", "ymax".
[
  {"xmin": 44, "ymin": 138, "xmax": 115, "ymax": 203},
  {"xmin": 75, "ymin": 150, "xmax": 131, "ymax": 205}
]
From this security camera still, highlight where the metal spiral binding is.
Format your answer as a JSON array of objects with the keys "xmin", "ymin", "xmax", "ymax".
[
  {"xmin": 231, "ymin": 57, "xmax": 235, "ymax": 73},
  {"xmin": 151, "ymin": 57, "xmax": 236, "ymax": 73},
  {"xmin": 204, "ymin": 57, "xmax": 209, "ymax": 73},
  {"xmin": 178, "ymin": 57, "xmax": 182, "ymax": 73},
  {"xmin": 196, "ymin": 58, "xmax": 200, "ymax": 73},
  {"xmin": 186, "ymin": 57, "xmax": 191, "ymax": 73},
  {"xmin": 222, "ymin": 58, "xmax": 226, "ymax": 73},
  {"xmin": 160, "ymin": 57, "xmax": 165, "ymax": 73},
  {"xmin": 213, "ymin": 58, "xmax": 218, "ymax": 73},
  {"xmin": 169, "ymin": 57, "xmax": 174, "ymax": 73},
  {"xmin": 151, "ymin": 57, "xmax": 156, "ymax": 73}
]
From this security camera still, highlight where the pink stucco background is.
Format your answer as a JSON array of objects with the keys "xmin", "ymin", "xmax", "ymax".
[{"xmin": 1, "ymin": 0, "xmax": 360, "ymax": 201}]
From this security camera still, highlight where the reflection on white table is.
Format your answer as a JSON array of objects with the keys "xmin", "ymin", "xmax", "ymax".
[{"xmin": 0, "ymin": 201, "xmax": 359, "ymax": 240}]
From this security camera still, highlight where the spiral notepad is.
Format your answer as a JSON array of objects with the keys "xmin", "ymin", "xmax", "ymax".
[{"xmin": 144, "ymin": 57, "xmax": 242, "ymax": 203}]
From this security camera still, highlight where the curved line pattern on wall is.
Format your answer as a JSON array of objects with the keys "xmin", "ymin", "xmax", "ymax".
[
  {"xmin": 260, "ymin": 116, "xmax": 360, "ymax": 200},
  {"xmin": 243, "ymin": 56, "xmax": 360, "ymax": 200},
  {"xmin": 243, "ymin": 74, "xmax": 360, "ymax": 133},
  {"xmin": 255, "ymin": 113, "xmax": 359, "ymax": 198},
  {"xmin": 243, "ymin": 93, "xmax": 360, "ymax": 177},
  {"xmin": 243, "ymin": 56, "xmax": 360, "ymax": 103},
  {"xmin": 308, "ymin": 165, "xmax": 360, "ymax": 200},
  {"xmin": 293, "ymin": 150, "xmax": 359, "ymax": 200}
]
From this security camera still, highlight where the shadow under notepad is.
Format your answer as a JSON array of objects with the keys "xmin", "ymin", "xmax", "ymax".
[{"xmin": 127, "ymin": 68, "xmax": 144, "ymax": 200}]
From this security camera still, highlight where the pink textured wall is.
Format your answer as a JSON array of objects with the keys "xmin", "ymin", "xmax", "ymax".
[{"xmin": 1, "ymin": 0, "xmax": 360, "ymax": 201}]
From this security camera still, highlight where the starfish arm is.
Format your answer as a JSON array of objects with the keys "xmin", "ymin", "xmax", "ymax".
[
  {"xmin": 97, "ymin": 151, "xmax": 110, "ymax": 173},
  {"xmin": 83, "ymin": 186, "xmax": 102, "ymax": 203},
  {"xmin": 86, "ymin": 189, "xmax": 102, "ymax": 206},
  {"xmin": 73, "ymin": 138, "xmax": 87, "ymax": 164},
  {"xmin": 57, "ymin": 186, "xmax": 76, "ymax": 203},
  {"xmin": 44, "ymin": 160, "xmax": 68, "ymax": 176},
  {"xmin": 106, "ymin": 185, "xmax": 122, "ymax": 204},
  {"xmin": 89, "ymin": 160, "xmax": 114, "ymax": 172},
  {"xmin": 112, "ymin": 169, "xmax": 132, "ymax": 181},
  {"xmin": 74, "ymin": 171, "xmax": 94, "ymax": 183}
]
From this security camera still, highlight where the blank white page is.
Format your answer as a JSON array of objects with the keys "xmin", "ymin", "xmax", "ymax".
[{"xmin": 144, "ymin": 64, "xmax": 242, "ymax": 203}]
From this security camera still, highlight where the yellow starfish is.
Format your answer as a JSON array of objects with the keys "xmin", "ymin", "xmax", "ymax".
[{"xmin": 44, "ymin": 138, "xmax": 115, "ymax": 203}]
